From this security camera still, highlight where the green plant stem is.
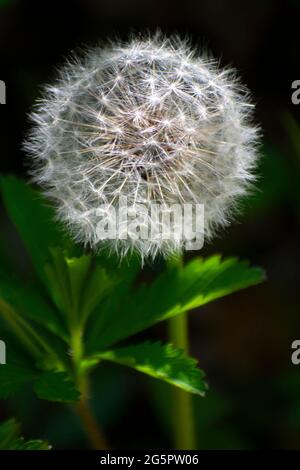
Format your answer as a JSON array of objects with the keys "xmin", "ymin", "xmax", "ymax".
[
  {"xmin": 70, "ymin": 328, "xmax": 108, "ymax": 450},
  {"xmin": 168, "ymin": 314, "xmax": 197, "ymax": 450},
  {"xmin": 74, "ymin": 397, "xmax": 108, "ymax": 450}
]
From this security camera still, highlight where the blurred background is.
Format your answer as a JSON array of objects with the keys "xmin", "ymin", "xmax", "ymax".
[{"xmin": 0, "ymin": 0, "xmax": 300, "ymax": 450}]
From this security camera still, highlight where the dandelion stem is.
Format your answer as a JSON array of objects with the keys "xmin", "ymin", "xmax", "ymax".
[{"xmin": 168, "ymin": 313, "xmax": 197, "ymax": 450}]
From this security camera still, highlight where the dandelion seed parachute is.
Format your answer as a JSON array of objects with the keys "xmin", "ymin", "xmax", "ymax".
[{"xmin": 25, "ymin": 35, "xmax": 259, "ymax": 260}]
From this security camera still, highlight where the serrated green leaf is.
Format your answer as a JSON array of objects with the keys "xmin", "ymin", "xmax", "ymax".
[
  {"xmin": 88, "ymin": 255, "xmax": 265, "ymax": 351},
  {"xmin": 34, "ymin": 371, "xmax": 80, "ymax": 402},
  {"xmin": 0, "ymin": 176, "xmax": 70, "ymax": 285},
  {"xmin": 97, "ymin": 341, "xmax": 207, "ymax": 396},
  {"xmin": 0, "ymin": 364, "xmax": 36, "ymax": 398},
  {"xmin": 0, "ymin": 418, "xmax": 49, "ymax": 450}
]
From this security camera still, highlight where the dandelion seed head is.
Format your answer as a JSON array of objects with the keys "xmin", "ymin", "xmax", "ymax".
[{"xmin": 25, "ymin": 34, "xmax": 259, "ymax": 260}]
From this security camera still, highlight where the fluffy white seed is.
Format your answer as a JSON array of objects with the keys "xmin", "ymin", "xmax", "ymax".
[{"xmin": 25, "ymin": 35, "xmax": 259, "ymax": 260}]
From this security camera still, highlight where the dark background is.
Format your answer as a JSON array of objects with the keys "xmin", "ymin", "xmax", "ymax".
[{"xmin": 1, "ymin": 0, "xmax": 300, "ymax": 450}]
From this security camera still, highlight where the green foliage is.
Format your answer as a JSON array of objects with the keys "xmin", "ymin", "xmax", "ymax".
[
  {"xmin": 97, "ymin": 341, "xmax": 207, "ymax": 395},
  {"xmin": 0, "ymin": 276, "xmax": 68, "ymax": 341},
  {"xmin": 0, "ymin": 176, "xmax": 265, "ymax": 403},
  {"xmin": 34, "ymin": 371, "xmax": 80, "ymax": 402},
  {"xmin": 87, "ymin": 255, "xmax": 265, "ymax": 351},
  {"xmin": 0, "ymin": 418, "xmax": 50, "ymax": 450},
  {"xmin": 0, "ymin": 175, "xmax": 69, "ymax": 287},
  {"xmin": 0, "ymin": 364, "xmax": 36, "ymax": 398},
  {"xmin": 0, "ymin": 362, "xmax": 79, "ymax": 402}
]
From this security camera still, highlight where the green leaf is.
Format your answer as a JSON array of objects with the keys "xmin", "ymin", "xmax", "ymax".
[
  {"xmin": 97, "ymin": 341, "xmax": 207, "ymax": 396},
  {"xmin": 88, "ymin": 255, "xmax": 265, "ymax": 351},
  {"xmin": 65, "ymin": 254, "xmax": 92, "ymax": 321},
  {"xmin": 44, "ymin": 248, "xmax": 73, "ymax": 320},
  {"xmin": 80, "ymin": 260, "xmax": 115, "ymax": 327},
  {"xmin": 0, "ymin": 345, "xmax": 77, "ymax": 402},
  {"xmin": 0, "ymin": 418, "xmax": 50, "ymax": 450},
  {"xmin": 0, "ymin": 298, "xmax": 43, "ymax": 358},
  {"xmin": 34, "ymin": 371, "xmax": 80, "ymax": 402},
  {"xmin": 14, "ymin": 440, "xmax": 50, "ymax": 450},
  {"xmin": 45, "ymin": 249, "xmax": 115, "ymax": 329},
  {"xmin": 86, "ymin": 251, "xmax": 140, "ymax": 332},
  {"xmin": 0, "ymin": 330, "xmax": 33, "ymax": 367},
  {"xmin": 0, "ymin": 275, "xmax": 68, "ymax": 341},
  {"xmin": 0, "ymin": 418, "xmax": 20, "ymax": 449},
  {"xmin": 0, "ymin": 364, "xmax": 36, "ymax": 398},
  {"xmin": 0, "ymin": 176, "xmax": 70, "ymax": 285},
  {"xmin": 0, "ymin": 295, "xmax": 68, "ymax": 370}
]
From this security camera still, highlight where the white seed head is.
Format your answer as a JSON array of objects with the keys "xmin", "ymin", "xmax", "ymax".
[{"xmin": 25, "ymin": 34, "xmax": 259, "ymax": 260}]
